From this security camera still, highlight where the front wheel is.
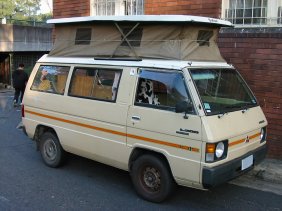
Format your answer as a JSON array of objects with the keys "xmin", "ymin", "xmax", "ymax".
[
  {"xmin": 39, "ymin": 132, "xmax": 65, "ymax": 168},
  {"xmin": 131, "ymin": 154, "xmax": 175, "ymax": 203}
]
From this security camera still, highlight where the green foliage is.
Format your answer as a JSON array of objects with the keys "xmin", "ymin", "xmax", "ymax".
[
  {"xmin": 0, "ymin": 0, "xmax": 16, "ymax": 18},
  {"xmin": 1, "ymin": 0, "xmax": 50, "ymax": 21},
  {"xmin": 15, "ymin": 0, "xmax": 41, "ymax": 17},
  {"xmin": 37, "ymin": 13, "xmax": 52, "ymax": 22}
]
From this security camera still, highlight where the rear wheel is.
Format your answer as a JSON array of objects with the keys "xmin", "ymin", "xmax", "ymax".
[
  {"xmin": 39, "ymin": 132, "xmax": 65, "ymax": 168},
  {"xmin": 131, "ymin": 154, "xmax": 175, "ymax": 202}
]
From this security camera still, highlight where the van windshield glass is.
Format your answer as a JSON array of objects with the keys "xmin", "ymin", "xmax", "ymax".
[{"xmin": 190, "ymin": 69, "xmax": 258, "ymax": 115}]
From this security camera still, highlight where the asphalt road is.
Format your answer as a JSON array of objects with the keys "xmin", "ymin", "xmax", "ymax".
[{"xmin": 0, "ymin": 90, "xmax": 282, "ymax": 210}]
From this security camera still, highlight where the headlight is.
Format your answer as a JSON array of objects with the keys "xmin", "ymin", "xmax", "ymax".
[
  {"xmin": 215, "ymin": 142, "xmax": 225, "ymax": 158},
  {"xmin": 260, "ymin": 127, "xmax": 266, "ymax": 143},
  {"xmin": 205, "ymin": 141, "xmax": 228, "ymax": 163}
]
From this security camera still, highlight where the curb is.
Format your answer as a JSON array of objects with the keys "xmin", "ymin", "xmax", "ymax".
[{"xmin": 246, "ymin": 158, "xmax": 282, "ymax": 184}]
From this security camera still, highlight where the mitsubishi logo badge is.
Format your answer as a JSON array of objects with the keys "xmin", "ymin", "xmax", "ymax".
[{"xmin": 245, "ymin": 136, "xmax": 250, "ymax": 143}]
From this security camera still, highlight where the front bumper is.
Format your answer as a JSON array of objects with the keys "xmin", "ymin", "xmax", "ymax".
[{"xmin": 202, "ymin": 144, "xmax": 267, "ymax": 188}]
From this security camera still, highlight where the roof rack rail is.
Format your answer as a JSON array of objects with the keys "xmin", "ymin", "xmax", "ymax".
[{"xmin": 94, "ymin": 57, "xmax": 142, "ymax": 61}]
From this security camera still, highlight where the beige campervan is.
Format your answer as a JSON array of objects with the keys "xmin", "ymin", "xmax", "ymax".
[{"xmin": 22, "ymin": 15, "xmax": 267, "ymax": 202}]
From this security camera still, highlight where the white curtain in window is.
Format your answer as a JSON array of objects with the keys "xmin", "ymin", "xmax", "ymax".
[
  {"xmin": 126, "ymin": 0, "xmax": 144, "ymax": 15},
  {"xmin": 95, "ymin": 0, "xmax": 115, "ymax": 16},
  {"xmin": 93, "ymin": 0, "xmax": 144, "ymax": 16}
]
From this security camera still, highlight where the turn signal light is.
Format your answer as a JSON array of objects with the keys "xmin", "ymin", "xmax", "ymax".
[{"xmin": 206, "ymin": 143, "xmax": 215, "ymax": 153}]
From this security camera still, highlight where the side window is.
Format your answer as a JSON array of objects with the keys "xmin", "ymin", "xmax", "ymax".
[
  {"xmin": 31, "ymin": 65, "xmax": 70, "ymax": 94},
  {"xmin": 69, "ymin": 67, "xmax": 121, "ymax": 101},
  {"xmin": 135, "ymin": 69, "xmax": 194, "ymax": 113}
]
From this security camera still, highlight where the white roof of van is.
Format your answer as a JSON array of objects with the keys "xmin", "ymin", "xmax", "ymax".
[
  {"xmin": 38, "ymin": 55, "xmax": 232, "ymax": 70},
  {"xmin": 47, "ymin": 15, "xmax": 232, "ymax": 27}
]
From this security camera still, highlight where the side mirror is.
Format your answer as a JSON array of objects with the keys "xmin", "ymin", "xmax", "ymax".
[{"xmin": 175, "ymin": 101, "xmax": 193, "ymax": 119}]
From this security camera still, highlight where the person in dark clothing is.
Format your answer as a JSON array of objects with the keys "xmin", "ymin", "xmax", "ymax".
[{"xmin": 12, "ymin": 64, "xmax": 28, "ymax": 106}]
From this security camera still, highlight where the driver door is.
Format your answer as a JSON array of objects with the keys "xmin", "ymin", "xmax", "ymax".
[{"xmin": 126, "ymin": 68, "xmax": 202, "ymax": 183}]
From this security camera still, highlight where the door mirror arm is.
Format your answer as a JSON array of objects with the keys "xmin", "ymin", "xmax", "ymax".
[
  {"xmin": 183, "ymin": 111, "xmax": 188, "ymax": 119},
  {"xmin": 175, "ymin": 101, "xmax": 193, "ymax": 119}
]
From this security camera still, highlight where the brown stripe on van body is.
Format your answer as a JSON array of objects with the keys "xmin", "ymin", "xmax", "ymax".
[
  {"xmin": 25, "ymin": 109, "xmax": 200, "ymax": 153},
  {"xmin": 228, "ymin": 133, "xmax": 261, "ymax": 147}
]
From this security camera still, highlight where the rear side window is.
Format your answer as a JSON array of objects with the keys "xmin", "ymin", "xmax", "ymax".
[
  {"xmin": 69, "ymin": 67, "xmax": 122, "ymax": 102},
  {"xmin": 31, "ymin": 65, "xmax": 70, "ymax": 94}
]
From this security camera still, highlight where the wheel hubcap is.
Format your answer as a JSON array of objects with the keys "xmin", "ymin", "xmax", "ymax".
[
  {"xmin": 43, "ymin": 139, "xmax": 57, "ymax": 161},
  {"xmin": 143, "ymin": 167, "xmax": 161, "ymax": 192}
]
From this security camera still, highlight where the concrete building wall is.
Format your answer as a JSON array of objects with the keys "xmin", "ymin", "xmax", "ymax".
[{"xmin": 0, "ymin": 25, "xmax": 52, "ymax": 52}]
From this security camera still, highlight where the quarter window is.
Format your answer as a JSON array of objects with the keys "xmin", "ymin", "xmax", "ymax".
[
  {"xmin": 69, "ymin": 67, "xmax": 121, "ymax": 101},
  {"xmin": 31, "ymin": 65, "xmax": 70, "ymax": 94},
  {"xmin": 135, "ymin": 69, "xmax": 194, "ymax": 113}
]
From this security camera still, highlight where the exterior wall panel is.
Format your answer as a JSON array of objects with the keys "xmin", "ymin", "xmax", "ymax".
[
  {"xmin": 144, "ymin": 0, "xmax": 222, "ymax": 18},
  {"xmin": 53, "ymin": 0, "xmax": 90, "ymax": 18}
]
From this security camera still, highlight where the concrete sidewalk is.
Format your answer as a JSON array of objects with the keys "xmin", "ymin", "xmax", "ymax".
[
  {"xmin": 0, "ymin": 83, "xmax": 13, "ymax": 91},
  {"xmin": 230, "ymin": 158, "xmax": 282, "ymax": 195},
  {"xmin": 249, "ymin": 158, "xmax": 282, "ymax": 184}
]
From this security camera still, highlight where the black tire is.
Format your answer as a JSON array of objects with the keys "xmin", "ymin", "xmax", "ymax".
[
  {"xmin": 131, "ymin": 154, "xmax": 175, "ymax": 203},
  {"xmin": 39, "ymin": 132, "xmax": 65, "ymax": 168}
]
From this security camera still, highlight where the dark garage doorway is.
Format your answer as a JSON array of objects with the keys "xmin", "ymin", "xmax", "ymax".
[{"xmin": 0, "ymin": 54, "xmax": 10, "ymax": 85}]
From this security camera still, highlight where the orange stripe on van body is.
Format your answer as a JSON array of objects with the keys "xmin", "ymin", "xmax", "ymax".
[
  {"xmin": 25, "ymin": 109, "xmax": 199, "ymax": 153},
  {"xmin": 127, "ymin": 134, "xmax": 200, "ymax": 152},
  {"xmin": 229, "ymin": 132, "xmax": 261, "ymax": 147},
  {"xmin": 25, "ymin": 110, "xmax": 126, "ymax": 136}
]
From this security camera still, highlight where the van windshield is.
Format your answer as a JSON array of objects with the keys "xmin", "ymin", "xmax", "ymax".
[{"xmin": 190, "ymin": 69, "xmax": 258, "ymax": 115}]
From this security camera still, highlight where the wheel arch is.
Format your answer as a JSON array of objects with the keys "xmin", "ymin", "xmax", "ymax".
[
  {"xmin": 128, "ymin": 147, "xmax": 174, "ymax": 179},
  {"xmin": 33, "ymin": 125, "xmax": 59, "ymax": 150}
]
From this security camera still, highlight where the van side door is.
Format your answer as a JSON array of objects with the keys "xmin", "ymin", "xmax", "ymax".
[
  {"xmin": 61, "ymin": 66, "xmax": 130, "ymax": 169},
  {"xmin": 126, "ymin": 68, "xmax": 202, "ymax": 184}
]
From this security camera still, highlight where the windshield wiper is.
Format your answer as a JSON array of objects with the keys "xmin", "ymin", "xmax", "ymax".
[
  {"xmin": 217, "ymin": 111, "xmax": 228, "ymax": 119},
  {"xmin": 224, "ymin": 102, "xmax": 257, "ymax": 113},
  {"xmin": 241, "ymin": 102, "xmax": 257, "ymax": 113}
]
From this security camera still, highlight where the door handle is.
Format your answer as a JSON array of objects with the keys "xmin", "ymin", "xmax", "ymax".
[{"xmin": 132, "ymin": 116, "xmax": 141, "ymax": 121}]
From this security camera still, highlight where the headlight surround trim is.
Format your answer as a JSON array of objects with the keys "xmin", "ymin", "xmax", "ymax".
[
  {"xmin": 205, "ymin": 140, "xmax": 228, "ymax": 163},
  {"xmin": 260, "ymin": 127, "xmax": 267, "ymax": 143}
]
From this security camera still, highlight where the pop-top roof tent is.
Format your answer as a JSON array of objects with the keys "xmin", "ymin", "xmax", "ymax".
[{"xmin": 47, "ymin": 15, "xmax": 232, "ymax": 62}]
